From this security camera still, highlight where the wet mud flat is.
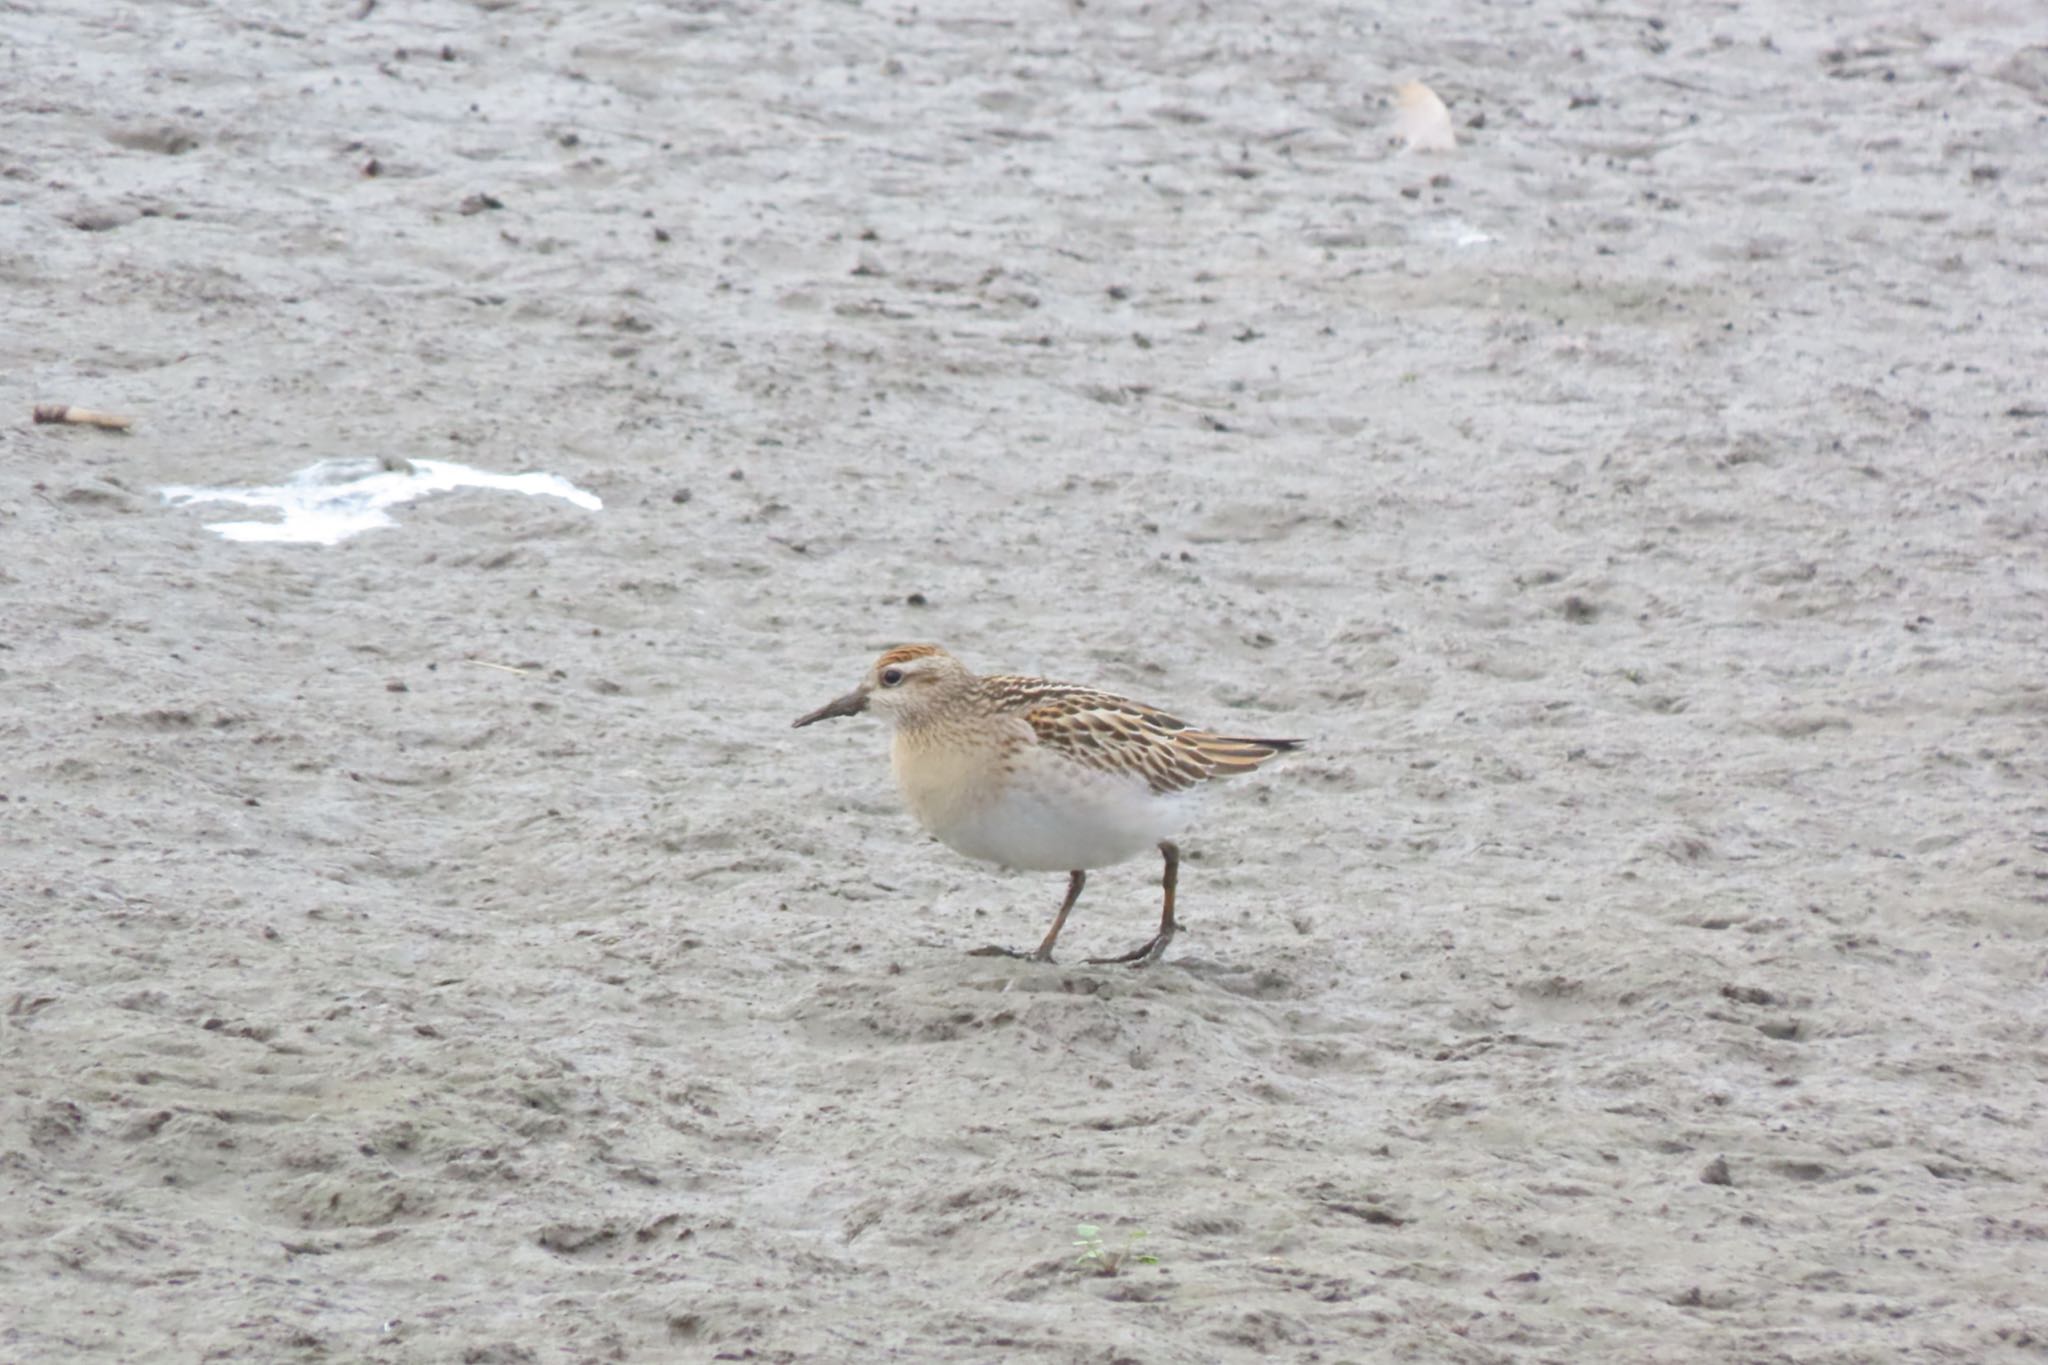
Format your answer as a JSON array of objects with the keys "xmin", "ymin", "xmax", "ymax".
[{"xmin": 4, "ymin": 1, "xmax": 2047, "ymax": 1361}]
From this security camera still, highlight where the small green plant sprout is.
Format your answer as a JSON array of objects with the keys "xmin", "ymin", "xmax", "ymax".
[{"xmin": 1072, "ymin": 1223, "xmax": 1159, "ymax": 1276}]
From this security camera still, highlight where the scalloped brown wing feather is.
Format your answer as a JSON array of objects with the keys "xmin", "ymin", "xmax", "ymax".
[{"xmin": 986, "ymin": 677, "xmax": 1301, "ymax": 797}]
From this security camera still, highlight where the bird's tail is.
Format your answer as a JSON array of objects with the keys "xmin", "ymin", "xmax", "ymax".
[{"xmin": 1193, "ymin": 734, "xmax": 1305, "ymax": 775}]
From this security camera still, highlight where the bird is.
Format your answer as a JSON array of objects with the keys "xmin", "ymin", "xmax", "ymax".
[{"xmin": 792, "ymin": 644, "xmax": 1301, "ymax": 966}]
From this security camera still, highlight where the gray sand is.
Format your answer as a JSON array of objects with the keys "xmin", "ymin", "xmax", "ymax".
[{"xmin": 5, "ymin": 1, "xmax": 2047, "ymax": 1360}]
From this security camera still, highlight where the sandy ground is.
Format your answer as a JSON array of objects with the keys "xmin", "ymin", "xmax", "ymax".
[{"xmin": 5, "ymin": 0, "xmax": 2048, "ymax": 1360}]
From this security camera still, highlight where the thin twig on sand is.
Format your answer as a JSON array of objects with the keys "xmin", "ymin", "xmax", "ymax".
[{"xmin": 33, "ymin": 404, "xmax": 135, "ymax": 431}]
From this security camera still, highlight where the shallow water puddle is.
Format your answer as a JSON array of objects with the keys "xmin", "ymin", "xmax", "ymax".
[{"xmin": 160, "ymin": 457, "xmax": 601, "ymax": 544}]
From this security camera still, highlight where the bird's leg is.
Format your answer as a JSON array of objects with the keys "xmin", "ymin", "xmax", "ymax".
[
  {"xmin": 968, "ymin": 869, "xmax": 1085, "ymax": 964},
  {"xmin": 1087, "ymin": 840, "xmax": 1179, "ymax": 968},
  {"xmin": 1031, "ymin": 869, "xmax": 1087, "ymax": 962}
]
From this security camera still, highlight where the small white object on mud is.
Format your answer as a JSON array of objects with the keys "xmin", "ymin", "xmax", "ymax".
[{"xmin": 1394, "ymin": 80, "xmax": 1458, "ymax": 153}]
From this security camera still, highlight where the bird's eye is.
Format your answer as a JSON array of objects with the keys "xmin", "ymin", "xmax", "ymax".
[{"xmin": 880, "ymin": 667, "xmax": 905, "ymax": 687}]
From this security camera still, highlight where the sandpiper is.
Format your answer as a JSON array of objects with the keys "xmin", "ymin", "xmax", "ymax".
[{"xmin": 793, "ymin": 644, "xmax": 1300, "ymax": 966}]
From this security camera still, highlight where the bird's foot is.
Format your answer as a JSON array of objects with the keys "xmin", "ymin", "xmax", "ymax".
[
  {"xmin": 967, "ymin": 944, "xmax": 1056, "ymax": 964},
  {"xmin": 1085, "ymin": 931, "xmax": 1174, "ymax": 969}
]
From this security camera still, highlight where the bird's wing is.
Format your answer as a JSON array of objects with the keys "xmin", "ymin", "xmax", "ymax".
[{"xmin": 984, "ymin": 676, "xmax": 1300, "ymax": 796}]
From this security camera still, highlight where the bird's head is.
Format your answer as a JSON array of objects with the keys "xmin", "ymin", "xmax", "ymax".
[{"xmin": 792, "ymin": 644, "xmax": 972, "ymax": 731}]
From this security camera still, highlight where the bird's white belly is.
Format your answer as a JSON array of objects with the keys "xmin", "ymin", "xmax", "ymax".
[{"xmin": 909, "ymin": 753, "xmax": 1192, "ymax": 872}]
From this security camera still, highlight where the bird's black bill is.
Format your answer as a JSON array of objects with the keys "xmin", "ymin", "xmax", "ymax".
[{"xmin": 792, "ymin": 689, "xmax": 869, "ymax": 728}]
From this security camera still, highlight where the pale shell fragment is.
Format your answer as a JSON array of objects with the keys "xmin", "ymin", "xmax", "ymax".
[{"xmin": 1394, "ymin": 80, "xmax": 1457, "ymax": 153}]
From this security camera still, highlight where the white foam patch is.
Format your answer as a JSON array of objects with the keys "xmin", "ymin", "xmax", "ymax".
[
  {"xmin": 160, "ymin": 457, "xmax": 602, "ymax": 545},
  {"xmin": 1415, "ymin": 216, "xmax": 1494, "ymax": 249}
]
